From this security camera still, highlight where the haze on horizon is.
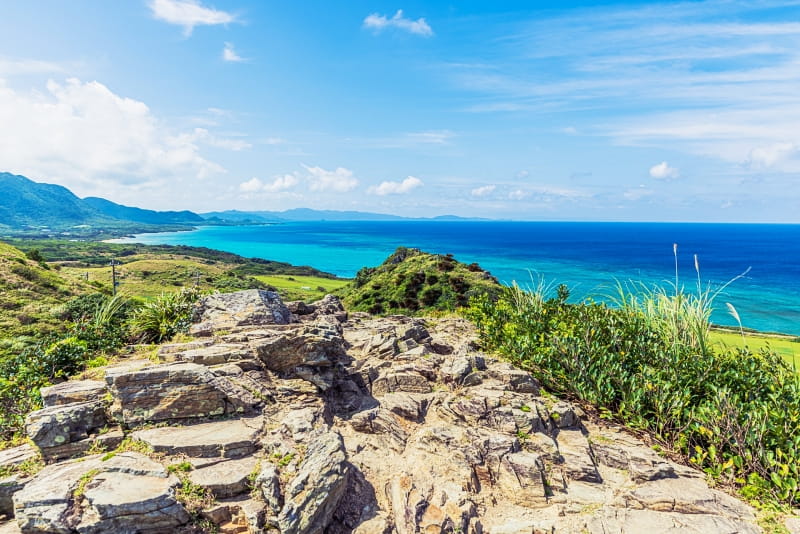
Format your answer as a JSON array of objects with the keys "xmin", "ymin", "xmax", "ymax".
[{"xmin": 1, "ymin": 1, "xmax": 800, "ymax": 222}]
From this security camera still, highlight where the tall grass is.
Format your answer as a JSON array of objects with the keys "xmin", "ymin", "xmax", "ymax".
[{"xmin": 466, "ymin": 249, "xmax": 800, "ymax": 506}]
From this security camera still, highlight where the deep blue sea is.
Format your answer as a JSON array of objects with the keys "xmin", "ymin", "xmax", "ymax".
[{"xmin": 111, "ymin": 222, "xmax": 800, "ymax": 335}]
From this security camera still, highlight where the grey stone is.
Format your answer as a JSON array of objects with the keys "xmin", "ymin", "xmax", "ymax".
[
  {"xmin": 188, "ymin": 456, "xmax": 258, "ymax": 499},
  {"xmin": 13, "ymin": 452, "xmax": 188, "ymax": 534},
  {"xmin": 40, "ymin": 380, "xmax": 106, "ymax": 408},
  {"xmin": 133, "ymin": 416, "xmax": 263, "ymax": 458},
  {"xmin": 255, "ymin": 463, "xmax": 282, "ymax": 514},
  {"xmin": 371, "ymin": 371, "xmax": 432, "ymax": 396},
  {"xmin": 250, "ymin": 322, "xmax": 346, "ymax": 373},
  {"xmin": 550, "ymin": 401, "xmax": 579, "ymax": 428},
  {"xmin": 161, "ymin": 343, "xmax": 254, "ymax": 366},
  {"xmin": 25, "ymin": 401, "xmax": 106, "ymax": 459},
  {"xmin": 106, "ymin": 362, "xmax": 233, "ymax": 425},
  {"xmin": 278, "ymin": 431, "xmax": 349, "ymax": 534},
  {"xmin": 0, "ymin": 446, "xmax": 37, "ymax": 472},
  {"xmin": 0, "ymin": 475, "xmax": 25, "ymax": 518},
  {"xmin": 381, "ymin": 392, "xmax": 428, "ymax": 422},
  {"xmin": 191, "ymin": 289, "xmax": 291, "ymax": 335}
]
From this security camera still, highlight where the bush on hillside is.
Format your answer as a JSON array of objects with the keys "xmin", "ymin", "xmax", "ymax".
[
  {"xmin": 341, "ymin": 247, "xmax": 500, "ymax": 315},
  {"xmin": 129, "ymin": 288, "xmax": 199, "ymax": 343},
  {"xmin": 466, "ymin": 283, "xmax": 800, "ymax": 505}
]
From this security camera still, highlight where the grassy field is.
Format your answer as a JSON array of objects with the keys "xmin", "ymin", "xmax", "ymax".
[
  {"xmin": 59, "ymin": 255, "xmax": 255, "ymax": 298},
  {"xmin": 710, "ymin": 329, "xmax": 800, "ymax": 370},
  {"xmin": 253, "ymin": 274, "xmax": 350, "ymax": 301}
]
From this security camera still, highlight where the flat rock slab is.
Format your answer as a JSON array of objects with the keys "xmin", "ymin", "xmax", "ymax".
[
  {"xmin": 188, "ymin": 456, "xmax": 258, "ymax": 498},
  {"xmin": 191, "ymin": 290, "xmax": 291, "ymax": 335},
  {"xmin": 133, "ymin": 417, "xmax": 263, "ymax": 458},
  {"xmin": 106, "ymin": 362, "xmax": 230, "ymax": 425},
  {"xmin": 160, "ymin": 343, "xmax": 254, "ymax": 366},
  {"xmin": 40, "ymin": 380, "xmax": 106, "ymax": 408},
  {"xmin": 13, "ymin": 452, "xmax": 188, "ymax": 533},
  {"xmin": 0, "ymin": 445, "xmax": 37, "ymax": 470}
]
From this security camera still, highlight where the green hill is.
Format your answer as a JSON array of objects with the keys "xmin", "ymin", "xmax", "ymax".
[
  {"xmin": 0, "ymin": 172, "xmax": 112, "ymax": 230},
  {"xmin": 83, "ymin": 197, "xmax": 204, "ymax": 225},
  {"xmin": 0, "ymin": 172, "xmax": 206, "ymax": 237},
  {"xmin": 0, "ymin": 241, "xmax": 92, "ymax": 357},
  {"xmin": 340, "ymin": 247, "xmax": 501, "ymax": 314}
]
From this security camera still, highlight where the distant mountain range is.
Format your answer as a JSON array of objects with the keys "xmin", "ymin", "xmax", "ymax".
[
  {"xmin": 0, "ymin": 172, "xmax": 485, "ymax": 236},
  {"xmin": 199, "ymin": 209, "xmax": 485, "ymax": 222}
]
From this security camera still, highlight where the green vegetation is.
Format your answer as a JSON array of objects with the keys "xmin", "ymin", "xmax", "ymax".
[
  {"xmin": 0, "ymin": 238, "xmax": 348, "ymax": 442},
  {"xmin": 710, "ymin": 329, "xmax": 799, "ymax": 370},
  {"xmin": 340, "ymin": 247, "xmax": 500, "ymax": 315},
  {"xmin": 0, "ymin": 241, "xmax": 91, "ymax": 356},
  {"xmin": 253, "ymin": 274, "xmax": 350, "ymax": 301},
  {"xmin": 467, "ymin": 277, "xmax": 800, "ymax": 506}
]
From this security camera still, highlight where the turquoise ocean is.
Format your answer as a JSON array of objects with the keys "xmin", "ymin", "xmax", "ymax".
[{"xmin": 111, "ymin": 221, "xmax": 800, "ymax": 336}]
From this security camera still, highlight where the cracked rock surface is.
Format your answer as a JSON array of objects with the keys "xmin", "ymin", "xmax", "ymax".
[{"xmin": 0, "ymin": 291, "xmax": 766, "ymax": 533}]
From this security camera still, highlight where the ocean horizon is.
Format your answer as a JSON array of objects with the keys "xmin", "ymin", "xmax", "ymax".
[{"xmin": 110, "ymin": 221, "xmax": 800, "ymax": 336}]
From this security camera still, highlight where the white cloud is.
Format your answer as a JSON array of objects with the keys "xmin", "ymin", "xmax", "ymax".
[
  {"xmin": 149, "ymin": 0, "xmax": 235, "ymax": 36},
  {"xmin": 222, "ymin": 42, "xmax": 245, "ymax": 62},
  {"xmin": 191, "ymin": 128, "xmax": 251, "ymax": 151},
  {"xmin": 746, "ymin": 142, "xmax": 798, "ymax": 169},
  {"xmin": 0, "ymin": 78, "xmax": 223, "ymax": 193},
  {"xmin": 239, "ymin": 174, "xmax": 299, "ymax": 193},
  {"xmin": 471, "ymin": 185, "xmax": 496, "ymax": 197},
  {"xmin": 0, "ymin": 57, "xmax": 66, "ymax": 76},
  {"xmin": 508, "ymin": 189, "xmax": 530, "ymax": 200},
  {"xmin": 649, "ymin": 161, "xmax": 680, "ymax": 180},
  {"xmin": 623, "ymin": 186, "xmax": 654, "ymax": 201},
  {"xmin": 369, "ymin": 176, "xmax": 423, "ymax": 196},
  {"xmin": 303, "ymin": 165, "xmax": 358, "ymax": 192},
  {"xmin": 405, "ymin": 130, "xmax": 453, "ymax": 144},
  {"xmin": 239, "ymin": 177, "xmax": 263, "ymax": 193},
  {"xmin": 363, "ymin": 10, "xmax": 433, "ymax": 36}
]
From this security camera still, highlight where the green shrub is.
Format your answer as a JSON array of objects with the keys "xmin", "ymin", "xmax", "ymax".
[
  {"xmin": 128, "ymin": 288, "xmax": 199, "ymax": 343},
  {"xmin": 466, "ymin": 280, "xmax": 800, "ymax": 506}
]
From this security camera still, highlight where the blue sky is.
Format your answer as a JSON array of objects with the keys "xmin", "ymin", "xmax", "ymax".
[{"xmin": 1, "ymin": 1, "xmax": 800, "ymax": 221}]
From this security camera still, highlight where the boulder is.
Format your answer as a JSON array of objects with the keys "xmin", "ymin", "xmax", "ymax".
[
  {"xmin": 25, "ymin": 401, "xmax": 107, "ymax": 461},
  {"xmin": 188, "ymin": 456, "xmax": 258, "ymax": 498},
  {"xmin": 191, "ymin": 289, "xmax": 291, "ymax": 335},
  {"xmin": 250, "ymin": 322, "xmax": 346, "ymax": 374},
  {"xmin": 105, "ymin": 362, "xmax": 256, "ymax": 425},
  {"xmin": 309, "ymin": 295, "xmax": 347, "ymax": 322},
  {"xmin": 13, "ymin": 452, "xmax": 188, "ymax": 533},
  {"xmin": 40, "ymin": 381, "xmax": 106, "ymax": 408},
  {"xmin": 278, "ymin": 431, "xmax": 349, "ymax": 534}
]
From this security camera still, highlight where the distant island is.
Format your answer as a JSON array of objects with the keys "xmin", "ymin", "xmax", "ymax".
[{"xmin": 0, "ymin": 172, "xmax": 488, "ymax": 239}]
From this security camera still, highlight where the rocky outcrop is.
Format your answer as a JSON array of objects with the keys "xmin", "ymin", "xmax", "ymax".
[
  {"xmin": 13, "ymin": 452, "xmax": 188, "ymax": 533},
  {"xmin": 191, "ymin": 289, "xmax": 291, "ymax": 335},
  {"xmin": 2, "ymin": 290, "xmax": 771, "ymax": 533}
]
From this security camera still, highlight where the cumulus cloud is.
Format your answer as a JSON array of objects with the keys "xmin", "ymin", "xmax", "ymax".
[
  {"xmin": 149, "ymin": 0, "xmax": 236, "ymax": 36},
  {"xmin": 649, "ymin": 161, "xmax": 680, "ymax": 180},
  {"xmin": 746, "ymin": 142, "xmax": 798, "ymax": 170},
  {"xmin": 471, "ymin": 185, "xmax": 496, "ymax": 197},
  {"xmin": 239, "ymin": 174, "xmax": 299, "ymax": 193},
  {"xmin": 369, "ymin": 176, "xmax": 423, "ymax": 196},
  {"xmin": 363, "ymin": 10, "xmax": 433, "ymax": 36},
  {"xmin": 0, "ymin": 78, "xmax": 223, "ymax": 192},
  {"xmin": 303, "ymin": 165, "xmax": 358, "ymax": 192},
  {"xmin": 222, "ymin": 42, "xmax": 244, "ymax": 62},
  {"xmin": 508, "ymin": 189, "xmax": 530, "ymax": 200}
]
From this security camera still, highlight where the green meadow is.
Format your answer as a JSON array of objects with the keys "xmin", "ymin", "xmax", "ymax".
[{"xmin": 710, "ymin": 329, "xmax": 800, "ymax": 371}]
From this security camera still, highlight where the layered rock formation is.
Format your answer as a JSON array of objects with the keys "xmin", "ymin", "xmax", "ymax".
[{"xmin": 0, "ymin": 289, "xmax": 768, "ymax": 533}]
